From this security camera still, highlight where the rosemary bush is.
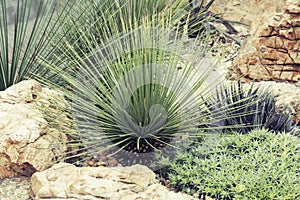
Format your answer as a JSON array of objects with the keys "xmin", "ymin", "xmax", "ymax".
[{"xmin": 159, "ymin": 129, "xmax": 300, "ymax": 199}]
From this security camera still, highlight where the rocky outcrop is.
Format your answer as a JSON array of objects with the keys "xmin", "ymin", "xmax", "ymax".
[
  {"xmin": 30, "ymin": 162, "xmax": 198, "ymax": 200},
  {"xmin": 0, "ymin": 80, "xmax": 71, "ymax": 178},
  {"xmin": 227, "ymin": 0, "xmax": 300, "ymax": 85}
]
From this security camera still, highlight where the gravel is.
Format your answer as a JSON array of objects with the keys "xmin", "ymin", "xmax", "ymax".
[{"xmin": 0, "ymin": 177, "xmax": 31, "ymax": 200}]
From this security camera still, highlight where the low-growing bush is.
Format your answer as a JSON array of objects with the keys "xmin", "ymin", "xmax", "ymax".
[{"xmin": 158, "ymin": 129, "xmax": 300, "ymax": 199}]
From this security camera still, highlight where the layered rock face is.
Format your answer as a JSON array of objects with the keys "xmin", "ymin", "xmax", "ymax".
[
  {"xmin": 31, "ymin": 163, "xmax": 198, "ymax": 200},
  {"xmin": 0, "ymin": 80, "xmax": 70, "ymax": 178},
  {"xmin": 227, "ymin": 0, "xmax": 300, "ymax": 85}
]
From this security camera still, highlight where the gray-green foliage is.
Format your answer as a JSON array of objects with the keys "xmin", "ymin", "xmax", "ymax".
[
  {"xmin": 51, "ymin": 0, "xmax": 188, "ymax": 57},
  {"xmin": 42, "ymin": 26, "xmax": 218, "ymax": 166},
  {"xmin": 37, "ymin": 0, "xmax": 257, "ymax": 168},
  {"xmin": 50, "ymin": 0, "xmax": 225, "ymax": 60},
  {"xmin": 162, "ymin": 129, "xmax": 300, "ymax": 199},
  {"xmin": 38, "ymin": 0, "xmax": 223, "ymax": 166},
  {"xmin": 0, "ymin": 0, "xmax": 75, "ymax": 90}
]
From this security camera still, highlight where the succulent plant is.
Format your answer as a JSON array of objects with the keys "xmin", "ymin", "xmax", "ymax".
[
  {"xmin": 204, "ymin": 81, "xmax": 295, "ymax": 134},
  {"xmin": 37, "ymin": 1, "xmax": 255, "ymax": 168},
  {"xmin": 39, "ymin": 2, "xmax": 222, "ymax": 167}
]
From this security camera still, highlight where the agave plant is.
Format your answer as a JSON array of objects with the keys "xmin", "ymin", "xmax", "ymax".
[
  {"xmin": 204, "ymin": 81, "xmax": 295, "ymax": 134},
  {"xmin": 37, "ymin": 0, "xmax": 258, "ymax": 168},
  {"xmin": 38, "ymin": 0, "xmax": 225, "ymax": 166}
]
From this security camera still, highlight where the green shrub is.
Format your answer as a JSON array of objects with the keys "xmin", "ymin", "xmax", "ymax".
[{"xmin": 160, "ymin": 129, "xmax": 300, "ymax": 199}]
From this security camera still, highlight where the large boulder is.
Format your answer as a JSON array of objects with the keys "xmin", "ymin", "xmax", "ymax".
[
  {"xmin": 30, "ymin": 162, "xmax": 198, "ymax": 200},
  {"xmin": 0, "ymin": 80, "xmax": 70, "ymax": 178},
  {"xmin": 227, "ymin": 0, "xmax": 300, "ymax": 85}
]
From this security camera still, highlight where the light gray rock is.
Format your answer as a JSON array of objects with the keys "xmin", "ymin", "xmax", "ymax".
[{"xmin": 31, "ymin": 163, "xmax": 198, "ymax": 200}]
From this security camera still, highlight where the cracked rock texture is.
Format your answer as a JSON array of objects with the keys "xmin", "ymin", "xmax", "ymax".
[
  {"xmin": 226, "ymin": 0, "xmax": 300, "ymax": 85},
  {"xmin": 30, "ymin": 163, "xmax": 198, "ymax": 200},
  {"xmin": 0, "ymin": 80, "xmax": 70, "ymax": 178}
]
